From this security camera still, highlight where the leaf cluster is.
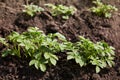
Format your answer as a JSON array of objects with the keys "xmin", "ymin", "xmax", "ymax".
[
  {"xmin": 45, "ymin": 3, "xmax": 77, "ymax": 19},
  {"xmin": 91, "ymin": 0, "xmax": 118, "ymax": 18},
  {"xmin": 0, "ymin": 27, "xmax": 67, "ymax": 72},
  {"xmin": 67, "ymin": 36, "xmax": 115, "ymax": 73},
  {"xmin": 0, "ymin": 28, "xmax": 115, "ymax": 73},
  {"xmin": 23, "ymin": 4, "xmax": 44, "ymax": 17}
]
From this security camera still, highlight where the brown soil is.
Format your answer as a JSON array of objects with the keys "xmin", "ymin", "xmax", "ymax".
[{"xmin": 0, "ymin": 0, "xmax": 120, "ymax": 80}]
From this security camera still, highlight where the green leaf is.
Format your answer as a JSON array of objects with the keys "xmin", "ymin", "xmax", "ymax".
[
  {"xmin": 96, "ymin": 66, "xmax": 100, "ymax": 73},
  {"xmin": 50, "ymin": 58, "xmax": 57, "ymax": 66},
  {"xmin": 62, "ymin": 16, "xmax": 69, "ymax": 19},
  {"xmin": 0, "ymin": 37, "xmax": 8, "ymax": 46},
  {"xmin": 35, "ymin": 53, "xmax": 41, "ymax": 59},
  {"xmin": 108, "ymin": 56, "xmax": 114, "ymax": 60},
  {"xmin": 75, "ymin": 57, "xmax": 80, "ymax": 63},
  {"xmin": 67, "ymin": 54, "xmax": 74, "ymax": 60},
  {"xmin": 105, "ymin": 13, "xmax": 111, "ymax": 18},
  {"xmin": 107, "ymin": 60, "xmax": 114, "ymax": 67},
  {"xmin": 78, "ymin": 59, "xmax": 85, "ymax": 67},
  {"xmin": 54, "ymin": 33, "xmax": 66, "ymax": 41},
  {"xmin": 59, "ymin": 44, "xmax": 66, "ymax": 51},
  {"xmin": 35, "ymin": 61, "xmax": 39, "ymax": 69},
  {"xmin": 44, "ymin": 52, "xmax": 50, "ymax": 59},
  {"xmin": 19, "ymin": 43, "xmax": 25, "ymax": 46},
  {"xmin": 29, "ymin": 60, "xmax": 37, "ymax": 66},
  {"xmin": 100, "ymin": 61, "xmax": 107, "ymax": 68},
  {"xmin": 40, "ymin": 63, "xmax": 46, "ymax": 72},
  {"xmin": 50, "ymin": 54, "xmax": 58, "ymax": 60},
  {"xmin": 2, "ymin": 49, "xmax": 11, "ymax": 57}
]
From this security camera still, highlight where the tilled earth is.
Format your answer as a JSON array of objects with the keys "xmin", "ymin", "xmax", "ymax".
[{"xmin": 0, "ymin": 0, "xmax": 120, "ymax": 80}]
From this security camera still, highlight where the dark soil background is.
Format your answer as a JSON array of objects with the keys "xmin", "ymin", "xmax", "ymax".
[{"xmin": 0, "ymin": 0, "xmax": 120, "ymax": 80}]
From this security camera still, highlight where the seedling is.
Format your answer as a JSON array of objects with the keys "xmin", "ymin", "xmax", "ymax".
[
  {"xmin": 0, "ymin": 27, "xmax": 67, "ymax": 72},
  {"xmin": 45, "ymin": 3, "xmax": 77, "ymax": 19},
  {"xmin": 0, "ymin": 27, "xmax": 115, "ymax": 73},
  {"xmin": 67, "ymin": 36, "xmax": 115, "ymax": 73},
  {"xmin": 23, "ymin": 4, "xmax": 44, "ymax": 17},
  {"xmin": 91, "ymin": 0, "xmax": 118, "ymax": 18}
]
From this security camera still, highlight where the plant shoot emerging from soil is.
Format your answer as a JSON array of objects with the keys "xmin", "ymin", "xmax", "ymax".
[
  {"xmin": 45, "ymin": 3, "xmax": 77, "ymax": 19},
  {"xmin": 91, "ymin": 0, "xmax": 118, "ymax": 18},
  {"xmin": 0, "ymin": 27, "xmax": 115, "ymax": 73},
  {"xmin": 67, "ymin": 36, "xmax": 115, "ymax": 73},
  {"xmin": 0, "ymin": 27, "xmax": 67, "ymax": 72},
  {"xmin": 23, "ymin": 4, "xmax": 44, "ymax": 17}
]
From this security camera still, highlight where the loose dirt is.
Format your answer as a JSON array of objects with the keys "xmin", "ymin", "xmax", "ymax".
[{"xmin": 0, "ymin": 0, "xmax": 120, "ymax": 80}]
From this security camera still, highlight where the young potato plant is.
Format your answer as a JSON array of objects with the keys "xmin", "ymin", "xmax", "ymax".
[
  {"xmin": 23, "ymin": 4, "xmax": 44, "ymax": 17},
  {"xmin": 0, "ymin": 27, "xmax": 116, "ymax": 73},
  {"xmin": 91, "ymin": 0, "xmax": 118, "ymax": 18},
  {"xmin": 45, "ymin": 3, "xmax": 77, "ymax": 19},
  {"xmin": 0, "ymin": 27, "xmax": 67, "ymax": 72},
  {"xmin": 67, "ymin": 36, "xmax": 115, "ymax": 73}
]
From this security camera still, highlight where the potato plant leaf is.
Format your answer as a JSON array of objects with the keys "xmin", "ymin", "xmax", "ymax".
[
  {"xmin": 40, "ymin": 63, "xmax": 46, "ymax": 72},
  {"xmin": 96, "ymin": 66, "xmax": 100, "ymax": 73},
  {"xmin": 50, "ymin": 58, "xmax": 57, "ymax": 66}
]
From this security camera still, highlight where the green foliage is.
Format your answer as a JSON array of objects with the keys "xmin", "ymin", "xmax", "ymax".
[
  {"xmin": 0, "ymin": 27, "xmax": 67, "ymax": 72},
  {"xmin": 91, "ymin": 0, "xmax": 118, "ymax": 18},
  {"xmin": 67, "ymin": 36, "xmax": 115, "ymax": 73},
  {"xmin": 0, "ymin": 27, "xmax": 116, "ymax": 73},
  {"xmin": 23, "ymin": 4, "xmax": 44, "ymax": 17},
  {"xmin": 0, "ymin": 37, "xmax": 8, "ymax": 46},
  {"xmin": 45, "ymin": 3, "xmax": 77, "ymax": 19}
]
